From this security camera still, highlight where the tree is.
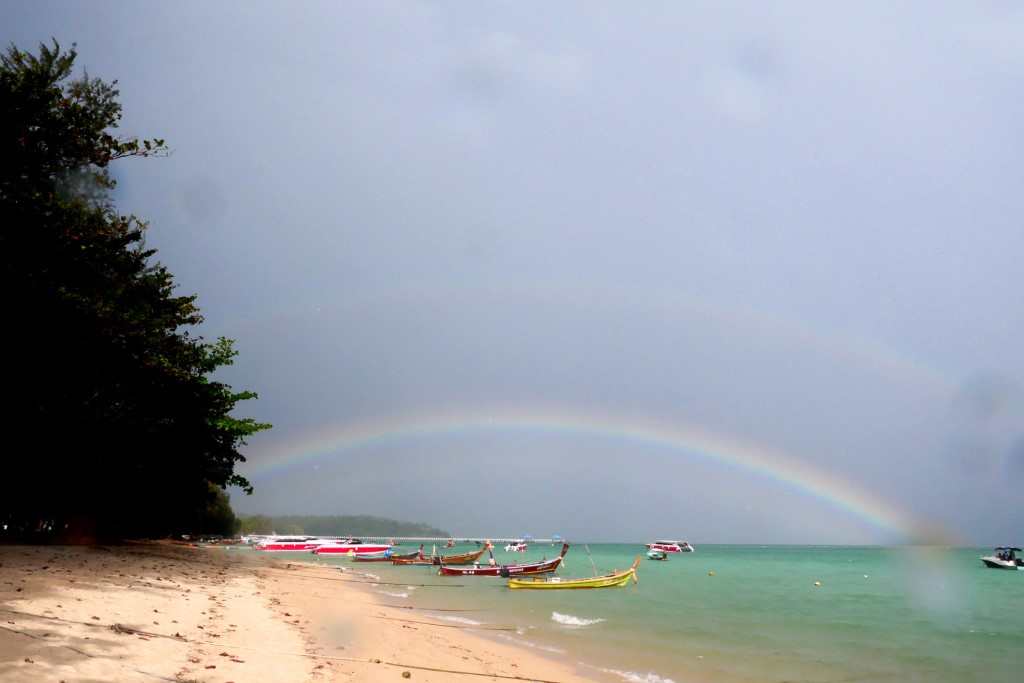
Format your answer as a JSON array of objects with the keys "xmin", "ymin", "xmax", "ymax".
[
  {"xmin": 239, "ymin": 514, "xmax": 274, "ymax": 535},
  {"xmin": 0, "ymin": 41, "xmax": 268, "ymax": 540},
  {"xmin": 198, "ymin": 483, "xmax": 242, "ymax": 537}
]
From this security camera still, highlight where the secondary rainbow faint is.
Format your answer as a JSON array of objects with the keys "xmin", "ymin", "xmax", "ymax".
[
  {"xmin": 246, "ymin": 406, "xmax": 954, "ymax": 543},
  {"xmin": 226, "ymin": 282, "xmax": 955, "ymax": 399}
]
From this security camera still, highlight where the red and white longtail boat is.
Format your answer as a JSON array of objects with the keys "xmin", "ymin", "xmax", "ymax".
[
  {"xmin": 438, "ymin": 543, "xmax": 569, "ymax": 577},
  {"xmin": 645, "ymin": 540, "xmax": 695, "ymax": 553},
  {"xmin": 312, "ymin": 539, "xmax": 392, "ymax": 556}
]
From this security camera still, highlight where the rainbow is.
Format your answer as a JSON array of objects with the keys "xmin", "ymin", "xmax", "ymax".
[{"xmin": 245, "ymin": 406, "xmax": 951, "ymax": 542}]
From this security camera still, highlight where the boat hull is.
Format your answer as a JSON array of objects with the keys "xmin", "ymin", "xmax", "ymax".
[
  {"xmin": 313, "ymin": 544, "xmax": 391, "ymax": 555},
  {"xmin": 351, "ymin": 550, "xmax": 393, "ymax": 561},
  {"xmin": 255, "ymin": 544, "xmax": 320, "ymax": 552},
  {"xmin": 981, "ymin": 556, "xmax": 1023, "ymax": 570}
]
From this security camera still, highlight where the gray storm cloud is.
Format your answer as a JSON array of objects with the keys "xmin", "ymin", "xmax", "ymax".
[{"xmin": 4, "ymin": 1, "xmax": 1022, "ymax": 542}]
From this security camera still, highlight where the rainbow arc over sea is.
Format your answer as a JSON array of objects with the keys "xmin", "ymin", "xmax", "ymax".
[{"xmin": 247, "ymin": 406, "xmax": 950, "ymax": 542}]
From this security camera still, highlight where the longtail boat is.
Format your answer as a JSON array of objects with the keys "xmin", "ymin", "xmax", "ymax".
[
  {"xmin": 439, "ymin": 544, "xmax": 569, "ymax": 577},
  {"xmin": 388, "ymin": 548, "xmax": 423, "ymax": 561},
  {"xmin": 351, "ymin": 550, "xmax": 393, "ymax": 562},
  {"xmin": 392, "ymin": 545, "xmax": 489, "ymax": 566},
  {"xmin": 507, "ymin": 556, "xmax": 640, "ymax": 589}
]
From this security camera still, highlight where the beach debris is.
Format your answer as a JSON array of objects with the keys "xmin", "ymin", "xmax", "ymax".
[{"xmin": 402, "ymin": 672, "xmax": 412, "ymax": 678}]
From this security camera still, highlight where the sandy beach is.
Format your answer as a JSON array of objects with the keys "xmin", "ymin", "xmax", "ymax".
[{"xmin": 0, "ymin": 542, "xmax": 597, "ymax": 683}]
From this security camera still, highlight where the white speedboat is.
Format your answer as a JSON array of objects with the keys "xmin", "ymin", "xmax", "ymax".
[{"xmin": 981, "ymin": 547, "xmax": 1023, "ymax": 570}]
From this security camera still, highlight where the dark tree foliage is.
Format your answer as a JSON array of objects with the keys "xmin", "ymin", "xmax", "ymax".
[
  {"xmin": 197, "ymin": 484, "xmax": 242, "ymax": 538},
  {"xmin": 0, "ymin": 41, "xmax": 269, "ymax": 541}
]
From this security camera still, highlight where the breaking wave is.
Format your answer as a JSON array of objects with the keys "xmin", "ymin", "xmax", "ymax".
[{"xmin": 551, "ymin": 611, "xmax": 606, "ymax": 627}]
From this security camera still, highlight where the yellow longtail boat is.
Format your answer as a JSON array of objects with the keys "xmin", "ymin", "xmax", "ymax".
[{"xmin": 507, "ymin": 556, "xmax": 640, "ymax": 589}]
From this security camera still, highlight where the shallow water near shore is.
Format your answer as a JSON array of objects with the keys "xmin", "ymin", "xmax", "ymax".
[{"xmin": 305, "ymin": 544, "xmax": 1024, "ymax": 683}]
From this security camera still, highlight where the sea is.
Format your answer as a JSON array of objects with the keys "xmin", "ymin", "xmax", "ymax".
[{"xmin": 308, "ymin": 543, "xmax": 1024, "ymax": 683}]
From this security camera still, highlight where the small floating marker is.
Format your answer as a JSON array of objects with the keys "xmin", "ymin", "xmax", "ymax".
[
  {"xmin": 864, "ymin": 574, "xmax": 869, "ymax": 579},
  {"xmin": 813, "ymin": 581, "xmax": 822, "ymax": 587},
  {"xmin": 708, "ymin": 570, "xmax": 715, "ymax": 576}
]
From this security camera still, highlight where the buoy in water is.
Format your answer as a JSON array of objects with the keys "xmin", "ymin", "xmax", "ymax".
[
  {"xmin": 813, "ymin": 580, "xmax": 822, "ymax": 587},
  {"xmin": 708, "ymin": 570, "xmax": 715, "ymax": 576}
]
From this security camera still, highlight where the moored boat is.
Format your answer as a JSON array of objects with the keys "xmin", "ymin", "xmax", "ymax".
[
  {"xmin": 646, "ymin": 549, "xmax": 668, "ymax": 560},
  {"xmin": 645, "ymin": 540, "xmax": 694, "ymax": 553},
  {"xmin": 439, "ymin": 544, "xmax": 570, "ymax": 577},
  {"xmin": 393, "ymin": 545, "xmax": 489, "ymax": 566},
  {"xmin": 351, "ymin": 549, "xmax": 393, "ymax": 562},
  {"xmin": 981, "ymin": 547, "xmax": 1023, "ymax": 570},
  {"xmin": 389, "ymin": 547, "xmax": 424, "ymax": 561},
  {"xmin": 505, "ymin": 540, "xmax": 528, "ymax": 552},
  {"xmin": 507, "ymin": 557, "xmax": 640, "ymax": 589}
]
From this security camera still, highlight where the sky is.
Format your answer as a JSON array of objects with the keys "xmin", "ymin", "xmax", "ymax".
[{"xmin": 5, "ymin": 1, "xmax": 1023, "ymax": 543}]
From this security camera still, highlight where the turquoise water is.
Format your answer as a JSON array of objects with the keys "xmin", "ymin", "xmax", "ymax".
[{"xmin": 311, "ymin": 544, "xmax": 1024, "ymax": 683}]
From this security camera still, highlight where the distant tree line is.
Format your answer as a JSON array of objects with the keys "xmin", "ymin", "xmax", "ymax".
[
  {"xmin": 239, "ymin": 515, "xmax": 449, "ymax": 538},
  {"xmin": 1, "ymin": 41, "xmax": 267, "ymax": 541}
]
